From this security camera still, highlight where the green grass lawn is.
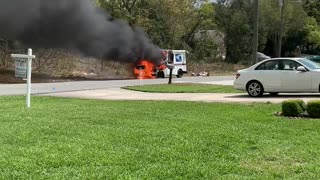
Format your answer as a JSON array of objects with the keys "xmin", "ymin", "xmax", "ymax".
[
  {"xmin": 123, "ymin": 83, "xmax": 244, "ymax": 93},
  {"xmin": 0, "ymin": 96, "xmax": 320, "ymax": 179}
]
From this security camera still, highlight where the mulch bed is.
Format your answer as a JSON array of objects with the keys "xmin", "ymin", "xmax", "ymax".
[{"xmin": 274, "ymin": 111, "xmax": 318, "ymax": 119}]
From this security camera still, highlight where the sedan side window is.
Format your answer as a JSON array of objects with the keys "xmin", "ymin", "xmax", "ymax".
[
  {"xmin": 281, "ymin": 60, "xmax": 300, "ymax": 71},
  {"xmin": 256, "ymin": 61, "xmax": 279, "ymax": 70},
  {"xmin": 255, "ymin": 63, "xmax": 265, "ymax": 70}
]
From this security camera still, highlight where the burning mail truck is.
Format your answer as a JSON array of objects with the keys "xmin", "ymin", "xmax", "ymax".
[
  {"xmin": 156, "ymin": 50, "xmax": 188, "ymax": 78},
  {"xmin": 134, "ymin": 50, "xmax": 188, "ymax": 79}
]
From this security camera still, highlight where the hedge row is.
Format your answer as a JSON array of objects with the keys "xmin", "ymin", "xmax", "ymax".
[
  {"xmin": 307, "ymin": 101, "xmax": 320, "ymax": 118},
  {"xmin": 282, "ymin": 100, "xmax": 320, "ymax": 118}
]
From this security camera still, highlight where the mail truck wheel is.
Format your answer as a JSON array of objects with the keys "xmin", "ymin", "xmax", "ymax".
[
  {"xmin": 157, "ymin": 71, "xmax": 165, "ymax": 78},
  {"xmin": 176, "ymin": 69, "xmax": 183, "ymax": 78}
]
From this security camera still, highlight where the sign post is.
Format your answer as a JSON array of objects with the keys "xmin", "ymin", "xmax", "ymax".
[
  {"xmin": 11, "ymin": 49, "xmax": 36, "ymax": 108},
  {"xmin": 139, "ymin": 67, "xmax": 144, "ymax": 86}
]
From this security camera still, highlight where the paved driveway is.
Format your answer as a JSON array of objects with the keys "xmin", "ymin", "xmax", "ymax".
[{"xmin": 41, "ymin": 88, "xmax": 320, "ymax": 104}]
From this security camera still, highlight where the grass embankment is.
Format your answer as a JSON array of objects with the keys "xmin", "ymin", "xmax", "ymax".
[
  {"xmin": 123, "ymin": 83, "xmax": 243, "ymax": 93},
  {"xmin": 0, "ymin": 96, "xmax": 320, "ymax": 179}
]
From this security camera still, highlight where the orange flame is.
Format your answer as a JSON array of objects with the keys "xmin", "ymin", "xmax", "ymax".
[{"xmin": 134, "ymin": 60, "xmax": 156, "ymax": 79}]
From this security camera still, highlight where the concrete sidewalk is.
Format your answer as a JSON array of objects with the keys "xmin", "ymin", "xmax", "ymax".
[{"xmin": 40, "ymin": 88, "xmax": 320, "ymax": 104}]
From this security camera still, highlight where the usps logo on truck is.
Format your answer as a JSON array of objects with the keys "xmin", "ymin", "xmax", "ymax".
[{"xmin": 175, "ymin": 54, "xmax": 183, "ymax": 63}]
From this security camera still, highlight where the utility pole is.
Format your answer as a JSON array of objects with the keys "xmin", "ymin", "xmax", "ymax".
[
  {"xmin": 277, "ymin": 0, "xmax": 285, "ymax": 57},
  {"xmin": 252, "ymin": 0, "xmax": 259, "ymax": 64}
]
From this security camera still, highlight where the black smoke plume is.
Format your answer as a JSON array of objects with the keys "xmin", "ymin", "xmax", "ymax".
[{"xmin": 0, "ymin": 0, "xmax": 163, "ymax": 64}]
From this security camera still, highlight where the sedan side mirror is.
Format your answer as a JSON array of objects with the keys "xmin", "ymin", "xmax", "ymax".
[{"xmin": 297, "ymin": 66, "xmax": 307, "ymax": 72}]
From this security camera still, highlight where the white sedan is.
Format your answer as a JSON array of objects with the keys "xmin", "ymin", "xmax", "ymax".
[{"xmin": 234, "ymin": 58, "xmax": 320, "ymax": 97}]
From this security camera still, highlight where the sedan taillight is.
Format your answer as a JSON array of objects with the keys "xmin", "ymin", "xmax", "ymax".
[{"xmin": 236, "ymin": 73, "xmax": 240, "ymax": 79}]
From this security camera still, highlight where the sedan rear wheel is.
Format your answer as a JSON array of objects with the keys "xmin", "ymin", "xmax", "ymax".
[{"xmin": 247, "ymin": 81, "xmax": 264, "ymax": 97}]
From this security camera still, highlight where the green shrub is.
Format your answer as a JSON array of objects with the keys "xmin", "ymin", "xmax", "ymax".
[
  {"xmin": 282, "ymin": 100, "xmax": 305, "ymax": 117},
  {"xmin": 296, "ymin": 99, "xmax": 306, "ymax": 111},
  {"xmin": 307, "ymin": 101, "xmax": 320, "ymax": 118}
]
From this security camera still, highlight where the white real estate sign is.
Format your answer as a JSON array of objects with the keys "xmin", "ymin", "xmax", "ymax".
[
  {"xmin": 15, "ymin": 58, "xmax": 27, "ymax": 78},
  {"xmin": 11, "ymin": 49, "xmax": 36, "ymax": 108}
]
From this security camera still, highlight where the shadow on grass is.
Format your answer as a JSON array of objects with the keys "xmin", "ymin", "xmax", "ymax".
[{"xmin": 225, "ymin": 93, "xmax": 320, "ymax": 99}]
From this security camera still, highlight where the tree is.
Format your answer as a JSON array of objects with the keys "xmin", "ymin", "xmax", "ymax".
[
  {"xmin": 302, "ymin": 0, "xmax": 320, "ymax": 54},
  {"xmin": 98, "ymin": 0, "xmax": 217, "ymax": 61},
  {"xmin": 97, "ymin": 0, "xmax": 142, "ymax": 25},
  {"xmin": 304, "ymin": 17, "xmax": 320, "ymax": 53},
  {"xmin": 215, "ymin": 0, "xmax": 254, "ymax": 64},
  {"xmin": 260, "ymin": 0, "xmax": 307, "ymax": 57},
  {"xmin": 304, "ymin": 0, "xmax": 320, "ymax": 23}
]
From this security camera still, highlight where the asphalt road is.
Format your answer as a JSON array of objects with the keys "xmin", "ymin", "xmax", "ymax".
[
  {"xmin": 3, "ymin": 76, "xmax": 320, "ymax": 104},
  {"xmin": 0, "ymin": 76, "xmax": 235, "ymax": 95}
]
